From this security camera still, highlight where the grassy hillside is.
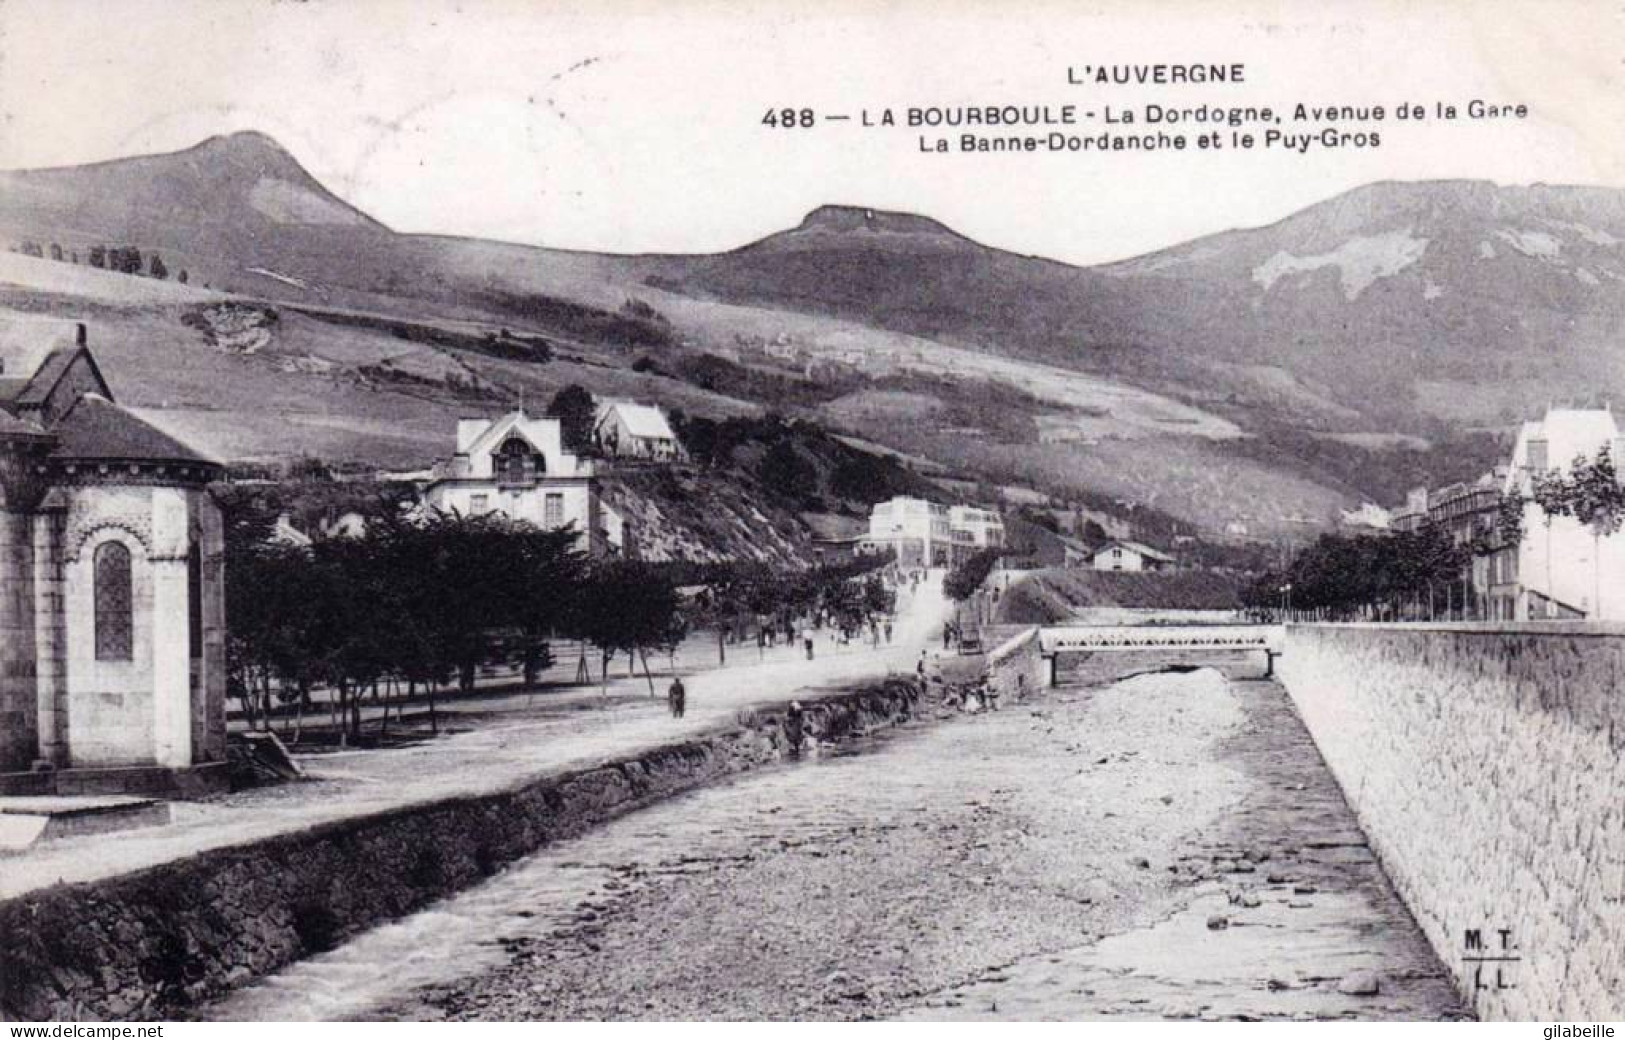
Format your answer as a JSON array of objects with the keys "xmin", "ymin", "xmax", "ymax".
[
  {"xmin": 8, "ymin": 132, "xmax": 1591, "ymax": 542},
  {"xmin": 996, "ymin": 568, "xmax": 1249, "ymax": 624}
]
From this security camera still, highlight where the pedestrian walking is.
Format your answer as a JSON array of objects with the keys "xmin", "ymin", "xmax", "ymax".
[
  {"xmin": 943, "ymin": 622, "xmax": 953, "ymax": 651},
  {"xmin": 915, "ymin": 651, "xmax": 928, "ymax": 692},
  {"xmin": 785, "ymin": 700, "xmax": 806, "ymax": 757},
  {"xmin": 884, "ymin": 620, "xmax": 893, "ymax": 644},
  {"xmin": 803, "ymin": 627, "xmax": 815, "ymax": 661},
  {"xmin": 667, "ymin": 676, "xmax": 686, "ymax": 718}
]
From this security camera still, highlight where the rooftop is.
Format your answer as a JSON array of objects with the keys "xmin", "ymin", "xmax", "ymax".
[
  {"xmin": 599, "ymin": 400, "xmax": 677, "ymax": 440},
  {"xmin": 49, "ymin": 395, "xmax": 220, "ymax": 467}
]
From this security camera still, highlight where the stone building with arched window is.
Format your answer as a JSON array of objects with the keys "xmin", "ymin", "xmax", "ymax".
[{"xmin": 0, "ymin": 318, "xmax": 226, "ymax": 796}]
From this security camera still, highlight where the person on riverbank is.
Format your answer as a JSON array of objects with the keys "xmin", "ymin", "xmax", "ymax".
[
  {"xmin": 785, "ymin": 700, "xmax": 806, "ymax": 757},
  {"xmin": 667, "ymin": 676, "xmax": 686, "ymax": 719},
  {"xmin": 803, "ymin": 627, "xmax": 815, "ymax": 661}
]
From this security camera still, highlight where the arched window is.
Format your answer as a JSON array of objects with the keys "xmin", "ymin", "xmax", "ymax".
[
  {"xmin": 494, "ymin": 437, "xmax": 541, "ymax": 485},
  {"xmin": 94, "ymin": 541, "xmax": 134, "ymax": 661}
]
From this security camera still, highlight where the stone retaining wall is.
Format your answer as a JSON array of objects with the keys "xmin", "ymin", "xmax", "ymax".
[
  {"xmin": 0, "ymin": 680, "xmax": 921, "ymax": 1021},
  {"xmin": 1277, "ymin": 623, "xmax": 1625, "ymax": 1020},
  {"xmin": 985, "ymin": 626, "xmax": 1045, "ymax": 702}
]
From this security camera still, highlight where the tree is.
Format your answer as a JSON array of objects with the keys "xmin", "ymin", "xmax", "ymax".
[
  {"xmin": 571, "ymin": 560, "xmax": 686, "ymax": 694},
  {"xmin": 502, "ymin": 524, "xmax": 587, "ymax": 684},
  {"xmin": 19, "ymin": 241, "xmax": 43, "ymax": 258},
  {"xmin": 149, "ymin": 253, "xmax": 169, "ymax": 280},
  {"xmin": 547, "ymin": 384, "xmax": 596, "ymax": 452},
  {"xmin": 49, "ymin": 243, "xmax": 63, "ymax": 262},
  {"xmin": 829, "ymin": 453, "xmax": 898, "ymax": 504},
  {"xmin": 1531, "ymin": 466, "xmax": 1575, "ymax": 610},
  {"xmin": 177, "ymin": 269, "xmax": 189, "ymax": 284},
  {"xmin": 944, "ymin": 549, "xmax": 1001, "ymax": 602},
  {"xmin": 673, "ymin": 413, "xmax": 723, "ymax": 467},
  {"xmin": 88, "ymin": 246, "xmax": 106, "ymax": 269},
  {"xmin": 758, "ymin": 439, "xmax": 816, "ymax": 499},
  {"xmin": 1564, "ymin": 447, "xmax": 1625, "ymax": 617},
  {"xmin": 102, "ymin": 245, "xmax": 143, "ymax": 274}
]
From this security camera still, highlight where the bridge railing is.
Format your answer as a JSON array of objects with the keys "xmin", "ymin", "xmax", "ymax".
[{"xmin": 1037, "ymin": 623, "xmax": 1286, "ymax": 684}]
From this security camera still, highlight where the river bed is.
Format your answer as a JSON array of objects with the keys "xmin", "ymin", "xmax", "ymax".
[{"xmin": 206, "ymin": 668, "xmax": 1465, "ymax": 1021}]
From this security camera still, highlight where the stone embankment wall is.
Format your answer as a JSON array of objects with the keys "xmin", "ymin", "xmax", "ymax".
[
  {"xmin": 1277, "ymin": 623, "xmax": 1625, "ymax": 1020},
  {"xmin": 0, "ymin": 681, "xmax": 921, "ymax": 1021},
  {"xmin": 984, "ymin": 626, "xmax": 1046, "ymax": 702}
]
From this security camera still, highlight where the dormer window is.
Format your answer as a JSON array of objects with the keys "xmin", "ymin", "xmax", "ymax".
[{"xmin": 494, "ymin": 436, "xmax": 543, "ymax": 486}]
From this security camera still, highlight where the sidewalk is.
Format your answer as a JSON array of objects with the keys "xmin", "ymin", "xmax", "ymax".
[{"xmin": 0, "ymin": 576, "xmax": 953, "ymax": 900}]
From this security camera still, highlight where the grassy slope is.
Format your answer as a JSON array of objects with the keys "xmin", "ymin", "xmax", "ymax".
[
  {"xmin": 0, "ymin": 137, "xmax": 1416, "ymax": 538},
  {"xmin": 997, "ymin": 568, "xmax": 1249, "ymax": 624}
]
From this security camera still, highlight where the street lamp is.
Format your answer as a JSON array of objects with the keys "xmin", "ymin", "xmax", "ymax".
[{"xmin": 1280, "ymin": 582, "xmax": 1293, "ymax": 618}]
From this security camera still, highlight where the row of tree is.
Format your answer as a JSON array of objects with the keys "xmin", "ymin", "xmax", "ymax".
[
  {"xmin": 1252, "ymin": 447, "xmax": 1625, "ymax": 620},
  {"xmin": 687, "ymin": 554, "xmax": 896, "ymax": 663},
  {"xmin": 1526, "ymin": 447, "xmax": 1625, "ymax": 614},
  {"xmin": 1246, "ymin": 525, "xmax": 1474, "ymax": 620},
  {"xmin": 226, "ymin": 512, "xmax": 649, "ymax": 742},
  {"xmin": 226, "ymin": 510, "xmax": 898, "ymax": 743},
  {"xmin": 13, "ymin": 240, "xmax": 186, "ymax": 282}
]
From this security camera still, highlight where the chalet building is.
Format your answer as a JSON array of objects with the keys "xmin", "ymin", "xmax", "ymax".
[
  {"xmin": 421, "ymin": 408, "xmax": 623, "ymax": 555},
  {"xmin": 0, "ymin": 317, "xmax": 227, "ymax": 795},
  {"xmin": 593, "ymin": 400, "xmax": 683, "ymax": 461},
  {"xmin": 1092, "ymin": 539, "xmax": 1175, "ymax": 572}
]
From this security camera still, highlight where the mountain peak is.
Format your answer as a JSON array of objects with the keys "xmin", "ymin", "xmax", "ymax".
[
  {"xmin": 795, "ymin": 205, "xmax": 960, "ymax": 238},
  {"xmin": 185, "ymin": 130, "xmax": 313, "ymax": 181},
  {"xmin": 195, "ymin": 129, "xmax": 296, "ymax": 158}
]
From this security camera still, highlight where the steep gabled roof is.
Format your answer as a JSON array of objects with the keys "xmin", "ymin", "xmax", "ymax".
[
  {"xmin": 15, "ymin": 345, "xmax": 111, "ymax": 408},
  {"xmin": 1095, "ymin": 539, "xmax": 1175, "ymax": 563},
  {"xmin": 464, "ymin": 409, "xmax": 556, "ymax": 458},
  {"xmin": 598, "ymin": 400, "xmax": 677, "ymax": 440},
  {"xmin": 48, "ymin": 394, "xmax": 219, "ymax": 466}
]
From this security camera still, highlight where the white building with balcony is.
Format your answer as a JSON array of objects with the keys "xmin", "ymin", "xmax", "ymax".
[
  {"xmin": 949, "ymin": 505, "xmax": 1006, "ymax": 550},
  {"xmin": 861, "ymin": 496, "xmax": 1002, "ymax": 568},
  {"xmin": 421, "ymin": 409, "xmax": 614, "ymax": 555}
]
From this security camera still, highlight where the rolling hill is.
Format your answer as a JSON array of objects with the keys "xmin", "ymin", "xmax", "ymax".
[{"xmin": 6, "ymin": 132, "xmax": 1609, "ymax": 538}]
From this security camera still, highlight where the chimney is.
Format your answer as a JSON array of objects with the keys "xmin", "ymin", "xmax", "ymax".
[{"xmin": 75, "ymin": 322, "xmax": 86, "ymax": 346}]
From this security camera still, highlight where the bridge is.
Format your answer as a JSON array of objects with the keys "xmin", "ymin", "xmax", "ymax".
[{"xmin": 1037, "ymin": 623, "xmax": 1285, "ymax": 685}]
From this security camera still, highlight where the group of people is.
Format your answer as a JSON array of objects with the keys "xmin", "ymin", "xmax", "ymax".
[{"xmin": 915, "ymin": 648, "xmax": 1023, "ymax": 714}]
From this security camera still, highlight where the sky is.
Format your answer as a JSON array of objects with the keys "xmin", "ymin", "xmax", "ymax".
[{"xmin": 2, "ymin": 0, "xmax": 1623, "ymax": 265}]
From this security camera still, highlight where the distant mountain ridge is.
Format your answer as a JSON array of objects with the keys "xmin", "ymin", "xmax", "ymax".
[{"xmin": 2, "ymin": 131, "xmax": 1619, "ymax": 535}]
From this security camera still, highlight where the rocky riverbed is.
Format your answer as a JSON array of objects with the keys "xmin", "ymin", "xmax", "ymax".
[{"xmin": 209, "ymin": 668, "xmax": 1467, "ymax": 1021}]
